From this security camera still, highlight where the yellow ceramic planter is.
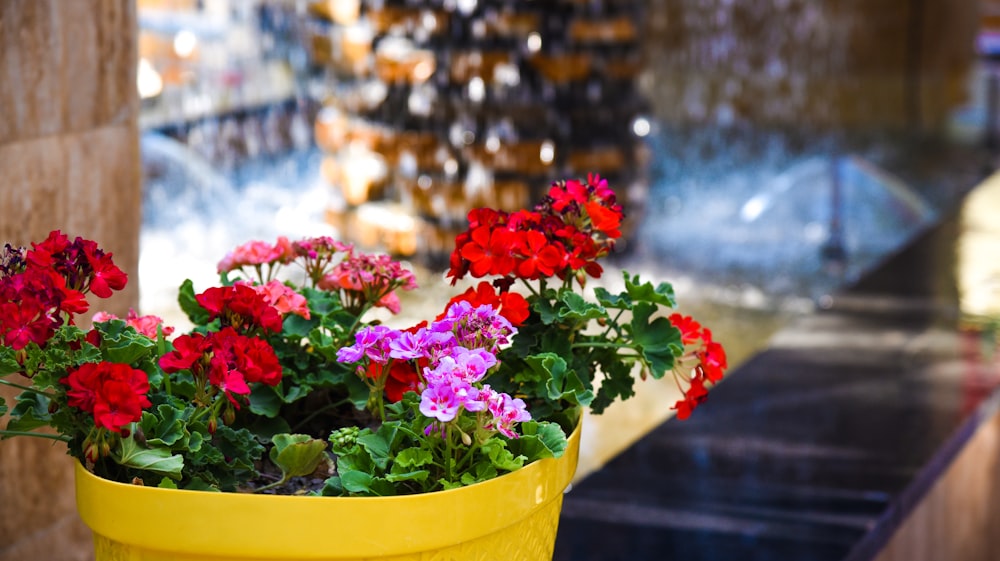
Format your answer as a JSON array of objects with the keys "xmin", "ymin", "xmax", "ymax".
[{"xmin": 75, "ymin": 421, "xmax": 581, "ymax": 561}]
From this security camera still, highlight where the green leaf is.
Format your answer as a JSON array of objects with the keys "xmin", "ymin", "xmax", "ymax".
[
  {"xmin": 213, "ymin": 425, "xmax": 265, "ymax": 471},
  {"xmin": 394, "ymin": 447, "xmax": 433, "ymax": 468},
  {"xmin": 281, "ymin": 313, "xmax": 317, "ymax": 338},
  {"xmin": 320, "ymin": 476, "xmax": 344, "ymax": 496},
  {"xmin": 630, "ymin": 302, "xmax": 682, "ymax": 378},
  {"xmin": 248, "ymin": 385, "xmax": 284, "ymax": 417},
  {"xmin": 357, "ymin": 430, "xmax": 392, "ymax": 470},
  {"xmin": 269, "ymin": 433, "xmax": 328, "ymax": 480},
  {"xmin": 594, "ymin": 286, "xmax": 631, "ymax": 310},
  {"xmin": 460, "ymin": 462, "xmax": 497, "ymax": 486},
  {"xmin": 247, "ymin": 415, "xmax": 292, "ymax": 442},
  {"xmin": 440, "ymin": 479, "xmax": 463, "ymax": 491},
  {"xmin": 177, "ymin": 279, "xmax": 211, "ymax": 325},
  {"xmin": 512, "ymin": 421, "xmax": 568, "ymax": 462},
  {"xmin": 557, "ymin": 291, "xmax": 608, "ymax": 323},
  {"xmin": 624, "ymin": 272, "xmax": 676, "ymax": 308},
  {"xmin": 480, "ymin": 439, "xmax": 525, "ymax": 471},
  {"xmin": 157, "ymin": 478, "xmax": 178, "ymax": 489},
  {"xmin": 590, "ymin": 358, "xmax": 636, "ymax": 414},
  {"xmin": 6, "ymin": 392, "xmax": 52, "ymax": 432},
  {"xmin": 0, "ymin": 347, "xmax": 21, "ymax": 376},
  {"xmin": 0, "ymin": 396, "xmax": 6, "ymax": 417},
  {"xmin": 187, "ymin": 430, "xmax": 204, "ymax": 453},
  {"xmin": 533, "ymin": 292, "xmax": 562, "ymax": 325},
  {"xmin": 142, "ymin": 404, "xmax": 186, "ymax": 446},
  {"xmin": 94, "ymin": 319, "xmax": 156, "ymax": 364},
  {"xmin": 385, "ymin": 469, "xmax": 429, "ymax": 483},
  {"xmin": 524, "ymin": 353, "xmax": 594, "ymax": 407},
  {"xmin": 340, "ymin": 470, "xmax": 374, "ymax": 494},
  {"xmin": 116, "ymin": 433, "xmax": 184, "ymax": 480}
]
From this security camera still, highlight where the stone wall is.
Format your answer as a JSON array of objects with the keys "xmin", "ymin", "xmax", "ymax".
[
  {"xmin": 0, "ymin": 1, "xmax": 140, "ymax": 560},
  {"xmin": 642, "ymin": 0, "xmax": 980, "ymax": 131}
]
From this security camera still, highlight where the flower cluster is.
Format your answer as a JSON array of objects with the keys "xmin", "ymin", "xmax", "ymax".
[
  {"xmin": 445, "ymin": 175, "xmax": 727, "ymax": 420},
  {"xmin": 337, "ymin": 300, "xmax": 527, "ymax": 439},
  {"xmin": 0, "ymin": 231, "xmax": 127, "ymax": 350},
  {"xmin": 449, "ymin": 175, "xmax": 620, "ymax": 286},
  {"xmin": 63, "ymin": 362, "xmax": 151, "ymax": 434},
  {"xmin": 1, "ymin": 175, "xmax": 728, "ymax": 497}
]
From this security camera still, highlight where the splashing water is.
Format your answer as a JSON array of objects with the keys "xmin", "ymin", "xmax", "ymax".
[{"xmin": 139, "ymin": 132, "xmax": 336, "ymax": 325}]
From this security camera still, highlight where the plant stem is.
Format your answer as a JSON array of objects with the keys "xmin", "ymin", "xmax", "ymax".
[
  {"xmin": 0, "ymin": 379, "xmax": 54, "ymax": 398},
  {"xmin": 599, "ymin": 309, "xmax": 627, "ymax": 339},
  {"xmin": 252, "ymin": 475, "xmax": 290, "ymax": 494},
  {"xmin": 445, "ymin": 424, "xmax": 455, "ymax": 482},
  {"xmin": 0, "ymin": 430, "xmax": 71, "ymax": 442},
  {"xmin": 571, "ymin": 341, "xmax": 629, "ymax": 350},
  {"xmin": 518, "ymin": 278, "xmax": 541, "ymax": 298}
]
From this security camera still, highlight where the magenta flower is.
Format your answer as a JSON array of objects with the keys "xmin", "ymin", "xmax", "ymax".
[
  {"xmin": 481, "ymin": 387, "xmax": 531, "ymax": 438},
  {"xmin": 389, "ymin": 328, "xmax": 431, "ymax": 360},
  {"xmin": 431, "ymin": 301, "xmax": 516, "ymax": 353},
  {"xmin": 419, "ymin": 381, "xmax": 460, "ymax": 422},
  {"xmin": 337, "ymin": 325, "xmax": 398, "ymax": 364}
]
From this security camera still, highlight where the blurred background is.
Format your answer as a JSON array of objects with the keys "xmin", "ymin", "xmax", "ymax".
[
  {"xmin": 134, "ymin": 0, "xmax": 990, "ymax": 306},
  {"xmin": 2, "ymin": 1, "xmax": 998, "ymax": 559},
  {"xmin": 132, "ymin": 0, "xmax": 994, "ymax": 474}
]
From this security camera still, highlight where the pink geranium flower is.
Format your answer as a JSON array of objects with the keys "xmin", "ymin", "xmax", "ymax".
[{"xmin": 246, "ymin": 280, "xmax": 311, "ymax": 320}]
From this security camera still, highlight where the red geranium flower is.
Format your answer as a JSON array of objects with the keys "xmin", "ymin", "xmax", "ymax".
[
  {"xmin": 233, "ymin": 335, "xmax": 283, "ymax": 387},
  {"xmin": 444, "ymin": 281, "xmax": 529, "ymax": 327},
  {"xmin": 460, "ymin": 225, "xmax": 517, "ymax": 278},
  {"xmin": 549, "ymin": 179, "xmax": 589, "ymax": 212},
  {"xmin": 698, "ymin": 339, "xmax": 728, "ymax": 383},
  {"xmin": 672, "ymin": 374, "xmax": 709, "ymax": 421},
  {"xmin": 585, "ymin": 200, "xmax": 623, "ymax": 239},
  {"xmin": 196, "ymin": 285, "xmax": 283, "ymax": 334},
  {"xmin": 63, "ymin": 362, "xmax": 151, "ymax": 433},
  {"xmin": 669, "ymin": 314, "xmax": 704, "ymax": 345},
  {"xmin": 0, "ymin": 299, "xmax": 52, "ymax": 350},
  {"xmin": 515, "ymin": 230, "xmax": 565, "ymax": 280},
  {"xmin": 159, "ymin": 332, "xmax": 210, "ymax": 373},
  {"xmin": 84, "ymin": 247, "xmax": 128, "ymax": 298}
]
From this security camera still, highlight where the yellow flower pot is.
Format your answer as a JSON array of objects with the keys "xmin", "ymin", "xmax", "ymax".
[{"xmin": 75, "ymin": 421, "xmax": 581, "ymax": 561}]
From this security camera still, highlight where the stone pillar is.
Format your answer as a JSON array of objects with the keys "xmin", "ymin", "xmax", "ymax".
[{"xmin": 0, "ymin": 1, "xmax": 140, "ymax": 560}]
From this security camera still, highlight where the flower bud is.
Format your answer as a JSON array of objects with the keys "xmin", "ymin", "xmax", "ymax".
[
  {"xmin": 460, "ymin": 430, "xmax": 472, "ymax": 446},
  {"xmin": 83, "ymin": 440, "xmax": 100, "ymax": 464},
  {"xmin": 207, "ymin": 416, "xmax": 218, "ymax": 435},
  {"xmin": 223, "ymin": 406, "xmax": 236, "ymax": 426},
  {"xmin": 48, "ymin": 400, "xmax": 59, "ymax": 414}
]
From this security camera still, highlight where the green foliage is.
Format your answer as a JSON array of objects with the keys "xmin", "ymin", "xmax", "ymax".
[
  {"xmin": 321, "ymin": 395, "xmax": 566, "ymax": 496},
  {"xmin": 177, "ymin": 279, "xmax": 211, "ymax": 325},
  {"xmin": 0, "ymin": 347, "xmax": 21, "ymax": 376},
  {"xmin": 116, "ymin": 434, "xmax": 184, "ymax": 479},
  {"xmin": 95, "ymin": 320, "xmax": 157, "ymax": 365},
  {"xmin": 269, "ymin": 433, "xmax": 328, "ymax": 483},
  {"xmin": 7, "ymin": 394, "xmax": 51, "ymax": 432},
  {"xmin": 500, "ymin": 269, "xmax": 688, "ymax": 416}
]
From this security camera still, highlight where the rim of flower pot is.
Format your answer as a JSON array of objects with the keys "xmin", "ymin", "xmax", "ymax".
[{"xmin": 75, "ymin": 418, "xmax": 581, "ymax": 559}]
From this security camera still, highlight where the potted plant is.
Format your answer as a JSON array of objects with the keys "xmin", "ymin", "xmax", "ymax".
[{"xmin": 0, "ymin": 175, "xmax": 727, "ymax": 560}]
